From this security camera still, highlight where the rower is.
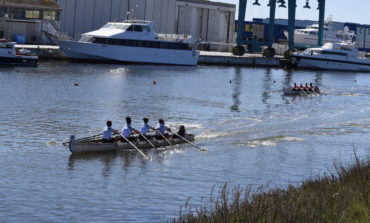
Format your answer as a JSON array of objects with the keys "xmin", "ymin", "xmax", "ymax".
[
  {"xmin": 309, "ymin": 83, "xmax": 315, "ymax": 91},
  {"xmin": 102, "ymin": 120, "xmax": 118, "ymax": 143},
  {"xmin": 140, "ymin": 117, "xmax": 155, "ymax": 140},
  {"xmin": 121, "ymin": 116, "xmax": 140, "ymax": 141},
  {"xmin": 173, "ymin": 125, "xmax": 187, "ymax": 138},
  {"xmin": 292, "ymin": 83, "xmax": 299, "ymax": 91},
  {"xmin": 304, "ymin": 83, "xmax": 310, "ymax": 91},
  {"xmin": 155, "ymin": 118, "xmax": 171, "ymax": 140}
]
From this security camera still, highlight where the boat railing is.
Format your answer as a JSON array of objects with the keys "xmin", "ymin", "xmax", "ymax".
[{"xmin": 124, "ymin": 20, "xmax": 151, "ymax": 25}]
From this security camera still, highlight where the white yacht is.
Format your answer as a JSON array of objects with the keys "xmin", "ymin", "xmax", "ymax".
[
  {"xmin": 291, "ymin": 42, "xmax": 370, "ymax": 71},
  {"xmin": 285, "ymin": 23, "xmax": 355, "ymax": 46},
  {"xmin": 57, "ymin": 20, "xmax": 199, "ymax": 65},
  {"xmin": 0, "ymin": 41, "xmax": 38, "ymax": 66}
]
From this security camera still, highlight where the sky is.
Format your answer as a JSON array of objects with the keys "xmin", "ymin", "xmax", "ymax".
[{"xmin": 216, "ymin": 0, "xmax": 370, "ymax": 24}]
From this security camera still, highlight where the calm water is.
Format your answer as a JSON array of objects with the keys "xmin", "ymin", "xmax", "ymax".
[{"xmin": 0, "ymin": 61, "xmax": 369, "ymax": 222}]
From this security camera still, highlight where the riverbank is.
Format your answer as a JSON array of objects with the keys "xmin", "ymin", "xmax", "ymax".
[
  {"xmin": 170, "ymin": 154, "xmax": 370, "ymax": 223},
  {"xmin": 15, "ymin": 44, "xmax": 282, "ymax": 67}
]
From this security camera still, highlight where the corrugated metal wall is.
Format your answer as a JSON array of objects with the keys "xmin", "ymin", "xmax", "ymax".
[
  {"xmin": 175, "ymin": 1, "xmax": 235, "ymax": 43},
  {"xmin": 55, "ymin": 0, "xmax": 176, "ymax": 39}
]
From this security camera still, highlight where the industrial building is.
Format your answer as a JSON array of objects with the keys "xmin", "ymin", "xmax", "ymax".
[
  {"xmin": 0, "ymin": 0, "xmax": 61, "ymax": 43},
  {"xmin": 55, "ymin": 0, "xmax": 236, "ymax": 44}
]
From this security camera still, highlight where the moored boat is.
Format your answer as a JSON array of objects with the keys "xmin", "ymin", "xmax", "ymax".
[
  {"xmin": 284, "ymin": 18, "xmax": 355, "ymax": 46},
  {"xmin": 65, "ymin": 134, "xmax": 195, "ymax": 153},
  {"xmin": 57, "ymin": 20, "xmax": 199, "ymax": 65},
  {"xmin": 291, "ymin": 42, "xmax": 370, "ymax": 71},
  {"xmin": 0, "ymin": 40, "xmax": 38, "ymax": 66}
]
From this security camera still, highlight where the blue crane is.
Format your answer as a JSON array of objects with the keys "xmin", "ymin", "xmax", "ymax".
[{"xmin": 232, "ymin": 0, "xmax": 326, "ymax": 58}]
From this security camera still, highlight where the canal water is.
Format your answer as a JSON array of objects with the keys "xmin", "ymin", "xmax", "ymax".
[{"xmin": 0, "ymin": 61, "xmax": 369, "ymax": 222}]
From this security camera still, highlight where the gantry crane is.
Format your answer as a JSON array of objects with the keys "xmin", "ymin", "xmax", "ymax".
[{"xmin": 232, "ymin": 0, "xmax": 326, "ymax": 58}]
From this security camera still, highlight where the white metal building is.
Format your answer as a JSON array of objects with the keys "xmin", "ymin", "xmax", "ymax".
[
  {"xmin": 176, "ymin": 0, "xmax": 235, "ymax": 44},
  {"xmin": 55, "ymin": 0, "xmax": 235, "ymax": 44}
]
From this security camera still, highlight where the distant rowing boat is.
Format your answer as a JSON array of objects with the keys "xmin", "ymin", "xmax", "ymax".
[
  {"xmin": 283, "ymin": 88, "xmax": 320, "ymax": 96},
  {"xmin": 64, "ymin": 134, "xmax": 195, "ymax": 153}
]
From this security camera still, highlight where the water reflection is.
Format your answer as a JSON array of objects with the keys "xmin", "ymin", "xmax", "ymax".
[
  {"xmin": 283, "ymin": 69, "xmax": 294, "ymax": 88},
  {"xmin": 314, "ymin": 71, "xmax": 323, "ymax": 86},
  {"xmin": 67, "ymin": 148, "xmax": 170, "ymax": 177},
  {"xmin": 230, "ymin": 68, "xmax": 242, "ymax": 112},
  {"xmin": 262, "ymin": 68, "xmax": 272, "ymax": 106}
]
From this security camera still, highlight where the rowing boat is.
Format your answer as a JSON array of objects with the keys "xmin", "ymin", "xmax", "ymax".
[
  {"xmin": 64, "ymin": 134, "xmax": 195, "ymax": 153},
  {"xmin": 283, "ymin": 88, "xmax": 320, "ymax": 96}
]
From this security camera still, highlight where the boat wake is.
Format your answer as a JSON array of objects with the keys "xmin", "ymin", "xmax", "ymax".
[
  {"xmin": 236, "ymin": 135, "xmax": 305, "ymax": 148},
  {"xmin": 197, "ymin": 130, "xmax": 235, "ymax": 139}
]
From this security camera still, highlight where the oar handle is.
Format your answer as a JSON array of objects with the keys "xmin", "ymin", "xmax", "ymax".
[
  {"xmin": 139, "ymin": 132, "xmax": 156, "ymax": 150},
  {"xmin": 156, "ymin": 130, "xmax": 174, "ymax": 150},
  {"xmin": 120, "ymin": 134, "xmax": 150, "ymax": 160},
  {"xmin": 75, "ymin": 133, "xmax": 103, "ymax": 141}
]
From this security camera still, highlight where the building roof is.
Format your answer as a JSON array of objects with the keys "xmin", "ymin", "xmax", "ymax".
[
  {"xmin": 1, "ymin": 0, "xmax": 60, "ymax": 10},
  {"xmin": 178, "ymin": 0, "xmax": 235, "ymax": 9}
]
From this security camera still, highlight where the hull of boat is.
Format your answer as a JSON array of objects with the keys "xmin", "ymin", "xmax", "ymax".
[
  {"xmin": 293, "ymin": 34, "xmax": 343, "ymax": 46},
  {"xmin": 68, "ymin": 134, "xmax": 195, "ymax": 153},
  {"xmin": 0, "ymin": 56, "xmax": 38, "ymax": 66},
  {"xmin": 292, "ymin": 55, "xmax": 370, "ymax": 72},
  {"xmin": 57, "ymin": 40, "xmax": 199, "ymax": 66},
  {"xmin": 283, "ymin": 88, "xmax": 320, "ymax": 96}
]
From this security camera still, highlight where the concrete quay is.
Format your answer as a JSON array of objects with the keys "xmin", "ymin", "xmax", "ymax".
[
  {"xmin": 199, "ymin": 51, "xmax": 281, "ymax": 67},
  {"xmin": 15, "ymin": 44, "xmax": 282, "ymax": 67}
]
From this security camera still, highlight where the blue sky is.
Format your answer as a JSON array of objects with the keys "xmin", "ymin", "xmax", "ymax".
[{"xmin": 217, "ymin": 0, "xmax": 370, "ymax": 24}]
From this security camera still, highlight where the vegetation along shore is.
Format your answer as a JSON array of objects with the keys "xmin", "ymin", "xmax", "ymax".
[{"xmin": 171, "ymin": 153, "xmax": 370, "ymax": 223}]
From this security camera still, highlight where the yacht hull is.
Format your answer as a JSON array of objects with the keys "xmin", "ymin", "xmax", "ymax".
[
  {"xmin": 294, "ymin": 34, "xmax": 343, "ymax": 46},
  {"xmin": 58, "ymin": 40, "xmax": 199, "ymax": 66},
  {"xmin": 292, "ymin": 55, "xmax": 370, "ymax": 72}
]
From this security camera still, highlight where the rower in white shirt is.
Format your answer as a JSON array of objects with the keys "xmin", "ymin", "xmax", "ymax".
[
  {"xmin": 140, "ymin": 117, "xmax": 155, "ymax": 140},
  {"xmin": 102, "ymin": 120, "xmax": 118, "ymax": 143},
  {"xmin": 121, "ymin": 116, "xmax": 140, "ymax": 141},
  {"xmin": 155, "ymin": 118, "xmax": 171, "ymax": 139}
]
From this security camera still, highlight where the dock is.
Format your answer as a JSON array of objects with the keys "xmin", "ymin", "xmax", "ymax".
[
  {"xmin": 199, "ymin": 51, "xmax": 281, "ymax": 67},
  {"xmin": 15, "ymin": 44, "xmax": 283, "ymax": 67}
]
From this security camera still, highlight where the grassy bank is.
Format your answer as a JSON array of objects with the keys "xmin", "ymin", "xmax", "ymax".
[{"xmin": 170, "ymin": 154, "xmax": 370, "ymax": 223}]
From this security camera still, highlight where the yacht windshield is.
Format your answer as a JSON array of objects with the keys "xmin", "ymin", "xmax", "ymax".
[
  {"xmin": 79, "ymin": 36, "xmax": 94, "ymax": 42},
  {"xmin": 101, "ymin": 23, "xmax": 130, "ymax": 30}
]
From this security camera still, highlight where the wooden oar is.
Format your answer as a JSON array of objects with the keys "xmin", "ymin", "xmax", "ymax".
[
  {"xmin": 299, "ymin": 88, "xmax": 309, "ymax": 95},
  {"xmin": 156, "ymin": 131, "xmax": 175, "ymax": 150},
  {"xmin": 171, "ymin": 131, "xmax": 207, "ymax": 152},
  {"xmin": 120, "ymin": 134, "xmax": 150, "ymax": 160},
  {"xmin": 139, "ymin": 132, "xmax": 157, "ymax": 150}
]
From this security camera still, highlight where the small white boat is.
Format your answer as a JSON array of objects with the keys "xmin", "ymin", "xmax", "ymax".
[
  {"xmin": 283, "ymin": 88, "xmax": 320, "ymax": 96},
  {"xmin": 285, "ymin": 18, "xmax": 355, "ymax": 46},
  {"xmin": 0, "ymin": 41, "xmax": 38, "ymax": 66},
  {"xmin": 291, "ymin": 42, "xmax": 370, "ymax": 71},
  {"xmin": 57, "ymin": 20, "xmax": 199, "ymax": 65},
  {"xmin": 65, "ymin": 134, "xmax": 195, "ymax": 153}
]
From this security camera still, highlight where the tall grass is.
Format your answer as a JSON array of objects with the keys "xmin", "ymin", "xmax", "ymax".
[{"xmin": 170, "ymin": 153, "xmax": 370, "ymax": 223}]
